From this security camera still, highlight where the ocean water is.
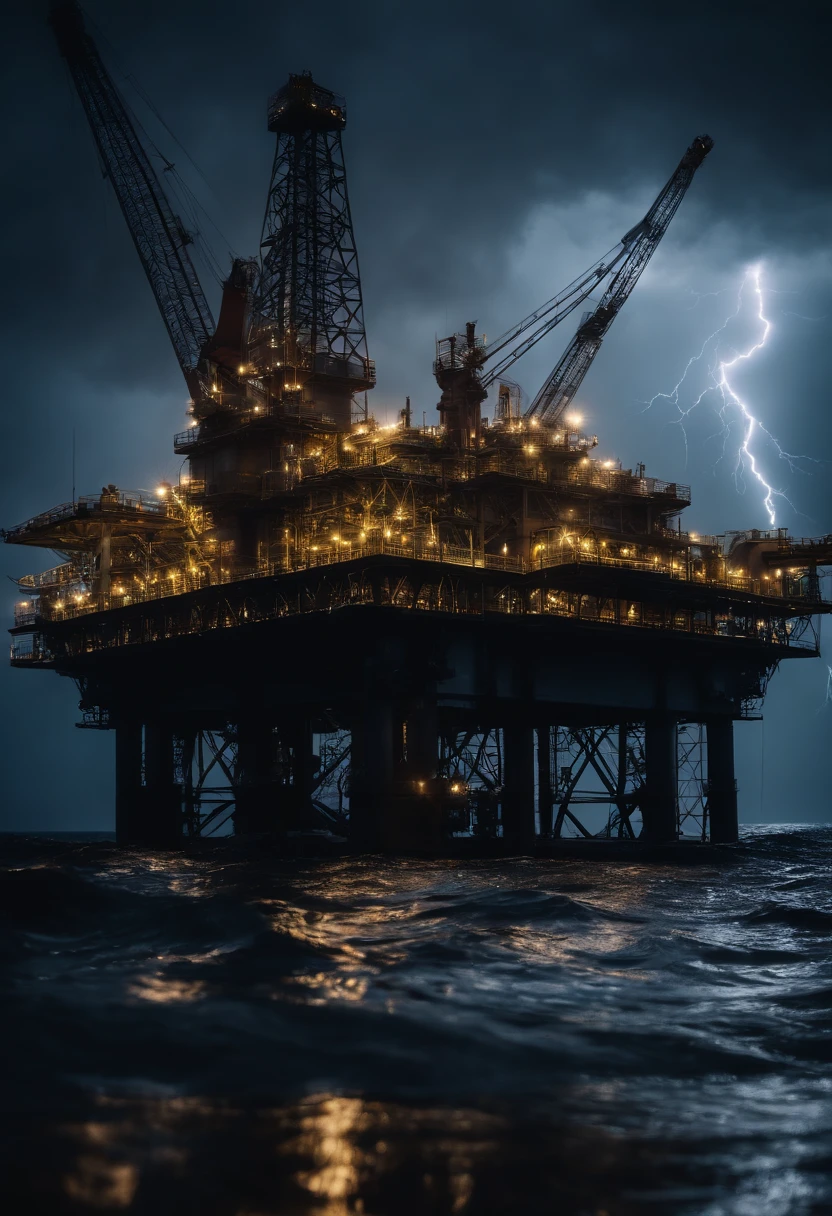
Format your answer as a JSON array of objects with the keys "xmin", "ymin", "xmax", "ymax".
[{"xmin": 1, "ymin": 826, "xmax": 831, "ymax": 1215}]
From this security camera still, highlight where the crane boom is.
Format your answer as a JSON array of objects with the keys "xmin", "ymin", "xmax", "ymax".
[
  {"xmin": 479, "ymin": 244, "xmax": 628, "ymax": 388},
  {"xmin": 49, "ymin": 1, "xmax": 215, "ymax": 393},
  {"xmin": 525, "ymin": 134, "xmax": 713, "ymax": 424}
]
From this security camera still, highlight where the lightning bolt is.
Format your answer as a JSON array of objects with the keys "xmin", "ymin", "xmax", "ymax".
[
  {"xmin": 644, "ymin": 264, "xmax": 816, "ymax": 526},
  {"xmin": 820, "ymin": 665, "xmax": 832, "ymax": 714}
]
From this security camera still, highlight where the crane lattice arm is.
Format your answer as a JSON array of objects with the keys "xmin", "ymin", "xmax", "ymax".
[
  {"xmin": 478, "ymin": 245, "xmax": 630, "ymax": 390},
  {"xmin": 49, "ymin": 1, "xmax": 215, "ymax": 391},
  {"xmin": 524, "ymin": 134, "xmax": 714, "ymax": 424}
]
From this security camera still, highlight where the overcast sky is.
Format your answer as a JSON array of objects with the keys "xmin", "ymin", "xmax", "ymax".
[{"xmin": 1, "ymin": 0, "xmax": 830, "ymax": 830}]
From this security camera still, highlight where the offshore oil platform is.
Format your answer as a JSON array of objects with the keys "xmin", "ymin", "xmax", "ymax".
[{"xmin": 6, "ymin": 1, "xmax": 831, "ymax": 850}]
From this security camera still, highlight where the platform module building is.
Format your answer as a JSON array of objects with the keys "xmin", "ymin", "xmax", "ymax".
[{"xmin": 6, "ymin": 1, "xmax": 831, "ymax": 849}]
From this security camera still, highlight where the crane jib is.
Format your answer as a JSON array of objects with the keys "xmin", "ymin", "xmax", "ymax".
[
  {"xmin": 523, "ymin": 133, "xmax": 713, "ymax": 424},
  {"xmin": 49, "ymin": 1, "xmax": 215, "ymax": 387}
]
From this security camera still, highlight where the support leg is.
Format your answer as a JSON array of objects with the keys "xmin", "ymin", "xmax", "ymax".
[
  {"xmin": 234, "ymin": 719, "xmax": 278, "ymax": 834},
  {"xmin": 392, "ymin": 698, "xmax": 444, "ymax": 849},
  {"xmin": 406, "ymin": 699, "xmax": 438, "ymax": 784},
  {"xmin": 349, "ymin": 699, "xmax": 395, "ymax": 848},
  {"xmin": 502, "ymin": 723, "xmax": 535, "ymax": 850},
  {"xmin": 115, "ymin": 720, "xmax": 142, "ymax": 846},
  {"xmin": 707, "ymin": 718, "xmax": 738, "ymax": 844},
  {"xmin": 286, "ymin": 718, "xmax": 316, "ymax": 827},
  {"xmin": 536, "ymin": 725, "xmax": 552, "ymax": 837},
  {"xmin": 141, "ymin": 724, "xmax": 182, "ymax": 848},
  {"xmin": 642, "ymin": 717, "xmax": 678, "ymax": 842}
]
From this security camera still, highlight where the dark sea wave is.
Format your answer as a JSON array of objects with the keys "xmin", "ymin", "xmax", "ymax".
[{"xmin": 1, "ymin": 826, "xmax": 831, "ymax": 1214}]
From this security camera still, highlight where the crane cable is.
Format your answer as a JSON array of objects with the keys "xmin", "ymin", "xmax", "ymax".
[{"xmin": 83, "ymin": 6, "xmax": 239, "ymax": 286}]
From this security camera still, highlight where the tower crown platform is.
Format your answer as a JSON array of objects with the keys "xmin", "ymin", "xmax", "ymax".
[{"xmin": 268, "ymin": 71, "xmax": 346, "ymax": 134}]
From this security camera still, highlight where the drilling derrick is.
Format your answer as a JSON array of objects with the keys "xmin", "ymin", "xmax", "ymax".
[
  {"xmin": 250, "ymin": 71, "xmax": 374, "ymax": 429},
  {"xmin": 6, "ymin": 16, "xmax": 832, "ymax": 853}
]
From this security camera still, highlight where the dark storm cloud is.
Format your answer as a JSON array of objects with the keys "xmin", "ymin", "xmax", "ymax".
[
  {"xmin": 1, "ymin": 0, "xmax": 830, "ymax": 827},
  {"xmin": 2, "ymin": 0, "xmax": 828, "ymax": 414}
]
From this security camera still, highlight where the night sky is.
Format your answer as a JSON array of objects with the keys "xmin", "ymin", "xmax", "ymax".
[{"xmin": 1, "ymin": 0, "xmax": 830, "ymax": 830}]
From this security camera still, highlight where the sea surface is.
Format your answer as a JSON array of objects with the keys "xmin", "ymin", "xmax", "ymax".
[{"xmin": 1, "ymin": 825, "xmax": 831, "ymax": 1215}]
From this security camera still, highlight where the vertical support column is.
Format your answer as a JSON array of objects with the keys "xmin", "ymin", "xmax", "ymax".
[
  {"xmin": 287, "ymin": 718, "xmax": 316, "ymax": 826},
  {"xmin": 349, "ymin": 699, "xmax": 395, "ymax": 848},
  {"xmin": 615, "ymin": 723, "xmax": 630, "ymax": 838},
  {"xmin": 706, "ymin": 717, "xmax": 738, "ymax": 844},
  {"xmin": 502, "ymin": 722, "xmax": 535, "ymax": 850},
  {"xmin": 179, "ymin": 730, "xmax": 197, "ymax": 837},
  {"xmin": 235, "ymin": 719, "xmax": 278, "ymax": 834},
  {"xmin": 406, "ymin": 698, "xmax": 438, "ymax": 784},
  {"xmin": 141, "ymin": 723, "xmax": 182, "ymax": 849},
  {"xmin": 536, "ymin": 725, "xmax": 552, "ymax": 837},
  {"xmin": 115, "ymin": 719, "xmax": 142, "ymax": 846},
  {"xmin": 395, "ymin": 696, "xmax": 445, "ymax": 852},
  {"xmin": 642, "ymin": 717, "xmax": 678, "ymax": 842}
]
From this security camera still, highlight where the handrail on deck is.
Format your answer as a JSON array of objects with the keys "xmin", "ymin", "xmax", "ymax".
[
  {"xmin": 3, "ymin": 492, "xmax": 176, "ymax": 538},
  {"xmin": 14, "ymin": 530, "xmax": 826, "ymax": 631}
]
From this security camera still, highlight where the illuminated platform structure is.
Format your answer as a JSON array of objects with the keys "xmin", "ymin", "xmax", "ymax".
[{"xmin": 6, "ymin": 3, "xmax": 830, "ymax": 850}]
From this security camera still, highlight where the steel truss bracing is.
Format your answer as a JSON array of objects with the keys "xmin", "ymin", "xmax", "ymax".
[
  {"xmin": 551, "ymin": 725, "xmax": 646, "ymax": 839},
  {"xmin": 124, "ymin": 719, "xmax": 712, "ymax": 842},
  {"xmin": 313, "ymin": 728, "xmax": 351, "ymax": 826},
  {"xmin": 546, "ymin": 723, "xmax": 710, "ymax": 840},
  {"xmin": 109, "ymin": 708, "xmax": 725, "ymax": 847},
  {"xmin": 254, "ymin": 73, "xmax": 369, "ymax": 381},
  {"xmin": 431, "ymin": 722, "xmax": 709, "ymax": 841},
  {"xmin": 49, "ymin": 2, "xmax": 215, "ymax": 387},
  {"xmin": 152, "ymin": 720, "xmax": 709, "ymax": 842},
  {"xmin": 676, "ymin": 723, "xmax": 709, "ymax": 840},
  {"xmin": 174, "ymin": 729, "xmax": 237, "ymax": 837},
  {"xmin": 135, "ymin": 723, "xmax": 353, "ymax": 839},
  {"xmin": 439, "ymin": 728, "xmax": 503, "ymax": 836}
]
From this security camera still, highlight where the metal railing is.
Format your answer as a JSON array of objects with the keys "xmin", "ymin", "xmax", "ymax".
[
  {"xmin": 175, "ymin": 399, "xmax": 346, "ymax": 452},
  {"xmin": 299, "ymin": 536, "xmax": 524, "ymax": 573},
  {"xmin": 477, "ymin": 455, "xmax": 550, "ymax": 483},
  {"xmin": 313, "ymin": 353, "xmax": 376, "ymax": 385},
  {"xmin": 170, "ymin": 421, "xmax": 694, "ymax": 504},
  {"xmin": 17, "ymin": 530, "xmax": 823, "ymax": 631},
  {"xmin": 12, "ymin": 571, "xmax": 820, "ymax": 666},
  {"xmin": 534, "ymin": 548, "xmax": 759, "ymax": 591},
  {"xmin": 771, "ymin": 535, "xmax": 832, "ymax": 553},
  {"xmin": 17, "ymin": 562, "xmax": 82, "ymax": 590},
  {"xmin": 10, "ymin": 635, "xmax": 52, "ymax": 663},
  {"xmin": 3, "ymin": 492, "xmax": 176, "ymax": 539},
  {"xmin": 173, "ymin": 426, "xmax": 203, "ymax": 447},
  {"xmin": 551, "ymin": 467, "xmax": 691, "ymax": 500}
]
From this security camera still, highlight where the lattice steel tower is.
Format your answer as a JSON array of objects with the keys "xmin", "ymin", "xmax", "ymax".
[{"xmin": 250, "ymin": 71, "xmax": 374, "ymax": 429}]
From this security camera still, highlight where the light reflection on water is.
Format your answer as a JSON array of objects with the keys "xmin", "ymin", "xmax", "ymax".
[{"xmin": 1, "ymin": 825, "xmax": 831, "ymax": 1214}]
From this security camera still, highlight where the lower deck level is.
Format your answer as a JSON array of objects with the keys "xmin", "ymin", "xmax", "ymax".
[
  {"xmin": 107, "ymin": 714, "xmax": 739, "ymax": 852},
  {"xmin": 31, "ymin": 596, "xmax": 803, "ymax": 851}
]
